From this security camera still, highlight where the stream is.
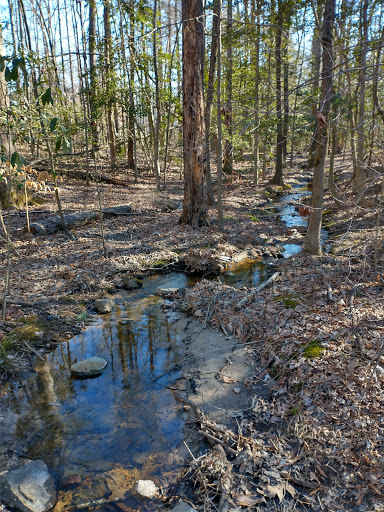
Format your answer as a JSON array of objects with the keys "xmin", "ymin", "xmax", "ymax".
[{"xmin": 0, "ymin": 180, "xmax": 326, "ymax": 510}]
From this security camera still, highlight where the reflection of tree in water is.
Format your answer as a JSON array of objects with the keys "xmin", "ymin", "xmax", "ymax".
[
  {"xmin": 6, "ymin": 292, "xmax": 186, "ymax": 477},
  {"xmin": 13, "ymin": 355, "xmax": 66, "ymax": 465}
]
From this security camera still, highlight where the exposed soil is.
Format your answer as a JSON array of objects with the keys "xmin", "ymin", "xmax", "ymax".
[{"xmin": 1, "ymin": 154, "xmax": 384, "ymax": 511}]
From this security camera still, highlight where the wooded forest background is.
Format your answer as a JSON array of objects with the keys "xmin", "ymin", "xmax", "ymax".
[{"xmin": 0, "ymin": 0, "xmax": 383, "ymax": 247}]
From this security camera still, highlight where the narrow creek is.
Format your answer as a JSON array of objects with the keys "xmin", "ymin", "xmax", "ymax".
[{"xmin": 0, "ymin": 180, "xmax": 327, "ymax": 510}]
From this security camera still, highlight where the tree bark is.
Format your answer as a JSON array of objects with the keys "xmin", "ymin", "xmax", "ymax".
[
  {"xmin": 223, "ymin": 0, "xmax": 233, "ymax": 177},
  {"xmin": 204, "ymin": 0, "xmax": 220, "ymax": 205},
  {"xmin": 103, "ymin": 0, "xmax": 117, "ymax": 169},
  {"xmin": 179, "ymin": 0, "xmax": 209, "ymax": 227},
  {"xmin": 270, "ymin": 0, "xmax": 284, "ymax": 185},
  {"xmin": 353, "ymin": 0, "xmax": 368, "ymax": 197},
  {"xmin": 304, "ymin": 0, "xmax": 335, "ymax": 256}
]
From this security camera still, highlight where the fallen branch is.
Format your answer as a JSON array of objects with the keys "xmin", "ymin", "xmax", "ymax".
[
  {"xmin": 198, "ymin": 429, "xmax": 238, "ymax": 455},
  {"xmin": 61, "ymin": 169, "xmax": 129, "ymax": 187},
  {"xmin": 29, "ymin": 204, "xmax": 132, "ymax": 235},
  {"xmin": 23, "ymin": 341, "xmax": 44, "ymax": 361},
  {"xmin": 235, "ymin": 271, "xmax": 281, "ymax": 310}
]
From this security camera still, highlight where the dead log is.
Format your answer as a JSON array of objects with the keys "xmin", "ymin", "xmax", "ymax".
[
  {"xmin": 29, "ymin": 204, "xmax": 131, "ymax": 235},
  {"xmin": 62, "ymin": 169, "xmax": 129, "ymax": 187}
]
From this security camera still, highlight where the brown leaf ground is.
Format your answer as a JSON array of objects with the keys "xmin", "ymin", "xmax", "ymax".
[{"xmin": 1, "ymin": 154, "xmax": 384, "ymax": 511}]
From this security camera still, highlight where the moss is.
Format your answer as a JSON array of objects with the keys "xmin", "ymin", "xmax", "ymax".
[
  {"xmin": 150, "ymin": 259, "xmax": 169, "ymax": 268},
  {"xmin": 2, "ymin": 316, "xmax": 46, "ymax": 352},
  {"xmin": 304, "ymin": 339, "xmax": 325, "ymax": 359},
  {"xmin": 274, "ymin": 295, "xmax": 300, "ymax": 308},
  {"xmin": 289, "ymin": 405, "xmax": 300, "ymax": 416}
]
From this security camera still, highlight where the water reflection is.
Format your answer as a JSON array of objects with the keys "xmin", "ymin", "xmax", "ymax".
[{"xmin": 3, "ymin": 277, "xmax": 188, "ymax": 486}]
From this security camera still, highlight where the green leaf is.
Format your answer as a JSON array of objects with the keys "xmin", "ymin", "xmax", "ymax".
[
  {"xmin": 10, "ymin": 152, "xmax": 25, "ymax": 171},
  {"xmin": 16, "ymin": 57, "xmax": 28, "ymax": 80},
  {"xmin": 55, "ymin": 136, "xmax": 62, "ymax": 152},
  {"xmin": 62, "ymin": 137, "xmax": 71, "ymax": 154},
  {"xmin": 50, "ymin": 117, "xmax": 59, "ymax": 132},
  {"xmin": 4, "ymin": 67, "xmax": 12, "ymax": 82},
  {"xmin": 41, "ymin": 87, "xmax": 53, "ymax": 106},
  {"xmin": 77, "ymin": 311, "xmax": 87, "ymax": 322}
]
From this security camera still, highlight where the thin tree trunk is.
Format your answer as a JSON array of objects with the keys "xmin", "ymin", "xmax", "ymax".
[
  {"xmin": 152, "ymin": 0, "xmax": 161, "ymax": 190},
  {"xmin": 204, "ymin": 0, "xmax": 220, "ymax": 205},
  {"xmin": 103, "ymin": 0, "xmax": 117, "ymax": 169},
  {"xmin": 354, "ymin": 0, "xmax": 369, "ymax": 197},
  {"xmin": 270, "ymin": 0, "xmax": 284, "ymax": 185},
  {"xmin": 304, "ymin": 0, "xmax": 335, "ymax": 255},
  {"xmin": 223, "ymin": 0, "xmax": 233, "ymax": 177},
  {"xmin": 216, "ymin": 0, "xmax": 223, "ymax": 231}
]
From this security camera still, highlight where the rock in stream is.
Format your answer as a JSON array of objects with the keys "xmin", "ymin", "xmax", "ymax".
[{"xmin": 0, "ymin": 460, "xmax": 56, "ymax": 512}]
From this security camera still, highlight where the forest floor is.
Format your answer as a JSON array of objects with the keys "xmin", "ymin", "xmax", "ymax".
[{"xmin": 1, "ymin": 154, "xmax": 384, "ymax": 511}]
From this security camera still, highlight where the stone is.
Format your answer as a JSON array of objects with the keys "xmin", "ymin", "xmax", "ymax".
[
  {"xmin": 95, "ymin": 299, "xmax": 114, "ymax": 314},
  {"xmin": 122, "ymin": 276, "xmax": 143, "ymax": 290},
  {"xmin": 156, "ymin": 286, "xmax": 180, "ymax": 296},
  {"xmin": 170, "ymin": 502, "xmax": 196, "ymax": 512},
  {"xmin": 0, "ymin": 460, "xmax": 56, "ymax": 512},
  {"xmin": 133, "ymin": 479, "xmax": 158, "ymax": 499},
  {"xmin": 70, "ymin": 356, "xmax": 107, "ymax": 377}
]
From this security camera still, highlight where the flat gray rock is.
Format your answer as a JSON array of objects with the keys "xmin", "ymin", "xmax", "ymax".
[
  {"xmin": 70, "ymin": 356, "xmax": 107, "ymax": 377},
  {"xmin": 95, "ymin": 299, "xmax": 114, "ymax": 314},
  {"xmin": 0, "ymin": 460, "xmax": 56, "ymax": 512},
  {"xmin": 156, "ymin": 286, "xmax": 180, "ymax": 295},
  {"xmin": 133, "ymin": 479, "xmax": 158, "ymax": 498}
]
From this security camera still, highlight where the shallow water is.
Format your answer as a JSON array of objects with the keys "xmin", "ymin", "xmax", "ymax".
[
  {"xmin": 2, "ymin": 275, "xmax": 193, "ymax": 506},
  {"xmin": 276, "ymin": 182, "xmax": 328, "ymax": 254}
]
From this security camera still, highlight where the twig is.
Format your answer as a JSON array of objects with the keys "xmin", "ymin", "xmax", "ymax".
[
  {"xmin": 213, "ymin": 307, "xmax": 228, "ymax": 336},
  {"xmin": 325, "ymin": 282, "xmax": 334, "ymax": 302},
  {"xmin": 23, "ymin": 341, "xmax": 44, "ymax": 361},
  {"xmin": 198, "ymin": 430, "xmax": 238, "ymax": 455},
  {"xmin": 235, "ymin": 271, "xmax": 281, "ymax": 310}
]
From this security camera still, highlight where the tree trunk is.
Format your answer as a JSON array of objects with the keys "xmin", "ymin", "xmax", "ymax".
[
  {"xmin": 89, "ymin": 0, "xmax": 99, "ymax": 149},
  {"xmin": 0, "ymin": 24, "xmax": 15, "ymax": 159},
  {"xmin": 353, "ymin": 0, "xmax": 368, "ymax": 197},
  {"xmin": 223, "ymin": 0, "xmax": 233, "ymax": 177},
  {"xmin": 270, "ymin": 0, "xmax": 284, "ymax": 185},
  {"xmin": 304, "ymin": 0, "xmax": 335, "ymax": 256},
  {"xmin": 152, "ymin": 0, "xmax": 162, "ymax": 190},
  {"xmin": 204, "ymin": 0, "xmax": 220, "ymax": 205},
  {"xmin": 216, "ymin": 0, "xmax": 223, "ymax": 231},
  {"xmin": 179, "ymin": 0, "xmax": 209, "ymax": 227},
  {"xmin": 103, "ymin": 0, "xmax": 117, "ymax": 169}
]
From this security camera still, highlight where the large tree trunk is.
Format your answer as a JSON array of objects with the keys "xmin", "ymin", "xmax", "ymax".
[
  {"xmin": 304, "ymin": 0, "xmax": 335, "ymax": 255},
  {"xmin": 179, "ymin": 0, "xmax": 209, "ymax": 227}
]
